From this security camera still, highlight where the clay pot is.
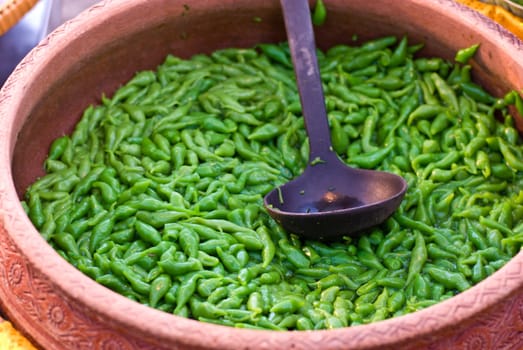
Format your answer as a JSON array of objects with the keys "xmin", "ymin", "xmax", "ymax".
[{"xmin": 1, "ymin": 1, "xmax": 523, "ymax": 349}]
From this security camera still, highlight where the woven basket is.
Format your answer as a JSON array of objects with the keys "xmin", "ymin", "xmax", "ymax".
[
  {"xmin": 458, "ymin": 0, "xmax": 523, "ymax": 39},
  {"xmin": 0, "ymin": 0, "xmax": 39, "ymax": 35}
]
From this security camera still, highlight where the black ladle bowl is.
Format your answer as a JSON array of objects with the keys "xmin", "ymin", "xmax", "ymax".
[{"xmin": 263, "ymin": 0, "xmax": 408, "ymax": 240}]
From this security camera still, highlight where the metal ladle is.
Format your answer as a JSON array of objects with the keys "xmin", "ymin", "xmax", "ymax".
[{"xmin": 263, "ymin": 0, "xmax": 408, "ymax": 240}]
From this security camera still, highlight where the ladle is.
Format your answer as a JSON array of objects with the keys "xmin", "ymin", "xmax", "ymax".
[{"xmin": 263, "ymin": 0, "xmax": 408, "ymax": 240}]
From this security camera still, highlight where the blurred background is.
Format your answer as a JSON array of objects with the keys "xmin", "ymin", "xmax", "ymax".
[{"xmin": 0, "ymin": 0, "xmax": 99, "ymax": 87}]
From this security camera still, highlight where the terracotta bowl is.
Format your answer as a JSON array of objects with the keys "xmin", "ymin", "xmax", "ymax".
[{"xmin": 1, "ymin": 0, "xmax": 523, "ymax": 349}]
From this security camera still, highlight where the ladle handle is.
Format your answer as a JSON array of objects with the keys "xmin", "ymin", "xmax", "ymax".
[{"xmin": 280, "ymin": 0, "xmax": 336, "ymax": 163}]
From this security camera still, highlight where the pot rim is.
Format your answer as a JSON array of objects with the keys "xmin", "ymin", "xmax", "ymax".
[{"xmin": 1, "ymin": 0, "xmax": 523, "ymax": 348}]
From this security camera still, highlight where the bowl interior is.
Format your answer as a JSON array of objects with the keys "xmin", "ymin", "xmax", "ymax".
[{"xmin": 11, "ymin": 0, "xmax": 523, "ymax": 196}]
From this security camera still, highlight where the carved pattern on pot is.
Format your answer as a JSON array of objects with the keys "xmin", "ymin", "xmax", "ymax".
[{"xmin": 0, "ymin": 221, "xmax": 171, "ymax": 349}]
